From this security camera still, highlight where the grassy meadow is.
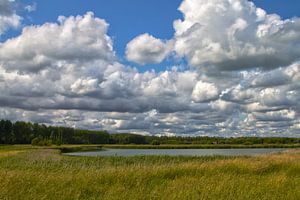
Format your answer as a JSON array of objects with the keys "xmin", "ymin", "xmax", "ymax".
[{"xmin": 0, "ymin": 145, "xmax": 299, "ymax": 200}]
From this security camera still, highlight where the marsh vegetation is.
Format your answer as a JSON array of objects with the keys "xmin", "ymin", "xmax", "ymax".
[{"xmin": 0, "ymin": 145, "xmax": 299, "ymax": 200}]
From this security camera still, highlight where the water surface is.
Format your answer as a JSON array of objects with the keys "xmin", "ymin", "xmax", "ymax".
[{"xmin": 64, "ymin": 148, "xmax": 285, "ymax": 157}]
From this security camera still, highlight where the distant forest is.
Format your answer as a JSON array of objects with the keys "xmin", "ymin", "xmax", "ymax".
[{"xmin": 0, "ymin": 119, "xmax": 299, "ymax": 145}]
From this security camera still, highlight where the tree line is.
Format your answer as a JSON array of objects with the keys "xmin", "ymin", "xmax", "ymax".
[
  {"xmin": 0, "ymin": 120, "xmax": 109, "ymax": 145},
  {"xmin": 0, "ymin": 119, "xmax": 299, "ymax": 145}
]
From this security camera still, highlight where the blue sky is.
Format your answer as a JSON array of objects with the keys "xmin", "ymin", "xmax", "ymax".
[
  {"xmin": 1, "ymin": 0, "xmax": 300, "ymax": 136},
  {"xmin": 5, "ymin": 0, "xmax": 300, "ymax": 72}
]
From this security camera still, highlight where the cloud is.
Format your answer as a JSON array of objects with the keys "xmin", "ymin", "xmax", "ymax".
[
  {"xmin": 191, "ymin": 81, "xmax": 219, "ymax": 102},
  {"xmin": 0, "ymin": 12, "xmax": 114, "ymax": 73},
  {"xmin": 24, "ymin": 3, "xmax": 36, "ymax": 13},
  {"xmin": 0, "ymin": 0, "xmax": 14, "ymax": 16},
  {"xmin": 221, "ymin": 85, "xmax": 254, "ymax": 104},
  {"xmin": 70, "ymin": 77, "xmax": 99, "ymax": 95},
  {"xmin": 250, "ymin": 68, "xmax": 291, "ymax": 87},
  {"xmin": 0, "ymin": 0, "xmax": 21, "ymax": 35},
  {"xmin": 173, "ymin": 0, "xmax": 300, "ymax": 70},
  {"xmin": 253, "ymin": 109, "xmax": 296, "ymax": 122},
  {"xmin": 126, "ymin": 33, "xmax": 172, "ymax": 65},
  {"xmin": 125, "ymin": 0, "xmax": 300, "ymax": 71},
  {"xmin": 0, "ymin": 5, "xmax": 299, "ymax": 137}
]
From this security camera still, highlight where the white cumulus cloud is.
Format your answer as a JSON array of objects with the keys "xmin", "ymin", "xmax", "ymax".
[
  {"xmin": 0, "ymin": 2, "xmax": 299, "ymax": 137},
  {"xmin": 126, "ymin": 33, "xmax": 172, "ymax": 65},
  {"xmin": 173, "ymin": 0, "xmax": 300, "ymax": 70},
  {"xmin": 0, "ymin": 12, "xmax": 114, "ymax": 73},
  {"xmin": 191, "ymin": 81, "xmax": 219, "ymax": 102}
]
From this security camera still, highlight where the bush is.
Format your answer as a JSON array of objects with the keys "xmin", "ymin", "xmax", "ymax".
[
  {"xmin": 54, "ymin": 140, "xmax": 62, "ymax": 146},
  {"xmin": 31, "ymin": 137, "xmax": 52, "ymax": 146},
  {"xmin": 31, "ymin": 137, "xmax": 41, "ymax": 146},
  {"xmin": 151, "ymin": 140, "xmax": 160, "ymax": 145},
  {"xmin": 243, "ymin": 141, "xmax": 253, "ymax": 145}
]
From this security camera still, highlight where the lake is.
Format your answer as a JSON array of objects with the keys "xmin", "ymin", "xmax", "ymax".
[{"xmin": 64, "ymin": 148, "xmax": 285, "ymax": 157}]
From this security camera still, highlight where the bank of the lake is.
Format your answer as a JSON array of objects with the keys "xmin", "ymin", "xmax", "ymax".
[
  {"xmin": 103, "ymin": 143, "xmax": 300, "ymax": 149},
  {"xmin": 0, "ymin": 145, "xmax": 299, "ymax": 200}
]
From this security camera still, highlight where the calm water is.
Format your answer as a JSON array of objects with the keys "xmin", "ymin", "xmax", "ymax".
[{"xmin": 64, "ymin": 148, "xmax": 285, "ymax": 157}]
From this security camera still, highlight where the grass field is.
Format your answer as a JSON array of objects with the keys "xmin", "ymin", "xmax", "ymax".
[{"xmin": 0, "ymin": 145, "xmax": 299, "ymax": 200}]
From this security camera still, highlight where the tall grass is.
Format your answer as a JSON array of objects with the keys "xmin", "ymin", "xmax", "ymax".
[{"xmin": 0, "ymin": 145, "xmax": 299, "ymax": 200}]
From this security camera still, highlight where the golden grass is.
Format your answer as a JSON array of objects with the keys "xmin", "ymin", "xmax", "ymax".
[
  {"xmin": 0, "ymin": 146, "xmax": 299, "ymax": 200},
  {"xmin": 0, "ymin": 150, "xmax": 25, "ymax": 157}
]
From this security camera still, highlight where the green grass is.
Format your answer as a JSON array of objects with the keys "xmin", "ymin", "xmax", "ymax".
[{"xmin": 0, "ymin": 145, "xmax": 299, "ymax": 200}]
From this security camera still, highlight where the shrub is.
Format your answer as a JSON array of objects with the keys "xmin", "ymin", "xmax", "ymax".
[
  {"xmin": 31, "ymin": 137, "xmax": 52, "ymax": 146},
  {"xmin": 151, "ymin": 140, "xmax": 160, "ymax": 145},
  {"xmin": 31, "ymin": 137, "xmax": 42, "ymax": 146}
]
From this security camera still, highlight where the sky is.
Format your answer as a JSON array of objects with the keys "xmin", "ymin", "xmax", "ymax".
[{"xmin": 0, "ymin": 0, "xmax": 300, "ymax": 137}]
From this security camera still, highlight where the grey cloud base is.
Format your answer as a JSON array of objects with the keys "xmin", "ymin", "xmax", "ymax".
[
  {"xmin": 0, "ymin": 0, "xmax": 299, "ymax": 137},
  {"xmin": 0, "ymin": 0, "xmax": 21, "ymax": 35}
]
